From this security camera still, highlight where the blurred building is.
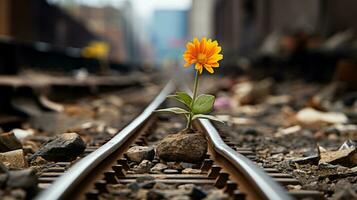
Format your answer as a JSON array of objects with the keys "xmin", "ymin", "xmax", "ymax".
[
  {"xmin": 212, "ymin": 0, "xmax": 357, "ymax": 59},
  {"xmin": 152, "ymin": 10, "xmax": 188, "ymax": 65},
  {"xmin": 189, "ymin": 0, "xmax": 215, "ymax": 38},
  {"xmin": 0, "ymin": 0, "xmax": 97, "ymax": 47}
]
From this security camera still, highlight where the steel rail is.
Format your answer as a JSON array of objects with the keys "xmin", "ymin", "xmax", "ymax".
[
  {"xmin": 35, "ymin": 80, "xmax": 175, "ymax": 200},
  {"xmin": 198, "ymin": 119, "xmax": 293, "ymax": 200}
]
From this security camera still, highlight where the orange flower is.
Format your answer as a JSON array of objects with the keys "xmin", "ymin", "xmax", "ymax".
[{"xmin": 183, "ymin": 37, "xmax": 223, "ymax": 74}]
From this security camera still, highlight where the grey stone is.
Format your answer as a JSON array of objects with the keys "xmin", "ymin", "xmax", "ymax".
[
  {"xmin": 156, "ymin": 131, "xmax": 207, "ymax": 163},
  {"xmin": 136, "ymin": 175, "xmax": 155, "ymax": 183},
  {"xmin": 33, "ymin": 133, "xmax": 86, "ymax": 162},
  {"xmin": 133, "ymin": 160, "xmax": 153, "ymax": 173},
  {"xmin": 147, "ymin": 190, "xmax": 165, "ymax": 200},
  {"xmin": 7, "ymin": 168, "xmax": 38, "ymax": 189},
  {"xmin": 150, "ymin": 163, "xmax": 167, "ymax": 173},
  {"xmin": 126, "ymin": 146, "xmax": 155, "ymax": 163},
  {"xmin": 178, "ymin": 184, "xmax": 206, "ymax": 199}
]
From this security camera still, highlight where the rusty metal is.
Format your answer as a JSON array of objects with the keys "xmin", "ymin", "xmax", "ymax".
[
  {"xmin": 35, "ymin": 80, "xmax": 175, "ymax": 200},
  {"xmin": 35, "ymin": 79, "xmax": 323, "ymax": 200},
  {"xmin": 197, "ymin": 119, "xmax": 293, "ymax": 200}
]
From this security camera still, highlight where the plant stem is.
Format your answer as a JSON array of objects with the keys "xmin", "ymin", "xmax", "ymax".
[{"xmin": 186, "ymin": 70, "xmax": 199, "ymax": 129}]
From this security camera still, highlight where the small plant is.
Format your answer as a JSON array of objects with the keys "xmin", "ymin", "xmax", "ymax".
[{"xmin": 157, "ymin": 38, "xmax": 224, "ymax": 130}]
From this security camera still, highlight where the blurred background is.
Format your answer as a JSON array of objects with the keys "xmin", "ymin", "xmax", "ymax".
[{"xmin": 0, "ymin": 0, "xmax": 356, "ymax": 82}]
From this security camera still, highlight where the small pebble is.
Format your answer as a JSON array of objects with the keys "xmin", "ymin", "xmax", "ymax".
[{"xmin": 163, "ymin": 169, "xmax": 179, "ymax": 174}]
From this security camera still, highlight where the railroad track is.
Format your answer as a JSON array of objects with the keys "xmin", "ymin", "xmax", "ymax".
[{"xmin": 35, "ymin": 80, "xmax": 323, "ymax": 200}]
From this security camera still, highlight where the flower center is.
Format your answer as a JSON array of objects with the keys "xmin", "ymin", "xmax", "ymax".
[{"xmin": 197, "ymin": 53, "xmax": 207, "ymax": 64}]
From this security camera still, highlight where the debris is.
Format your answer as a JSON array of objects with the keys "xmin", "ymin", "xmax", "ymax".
[
  {"xmin": 275, "ymin": 125, "xmax": 302, "ymax": 137},
  {"xmin": 0, "ymin": 132, "xmax": 23, "ymax": 152},
  {"xmin": 12, "ymin": 128, "xmax": 35, "ymax": 141},
  {"xmin": 331, "ymin": 188, "xmax": 357, "ymax": 200},
  {"xmin": 147, "ymin": 189, "xmax": 165, "ymax": 200},
  {"xmin": 0, "ymin": 149, "xmax": 27, "ymax": 169},
  {"xmin": 133, "ymin": 160, "xmax": 153, "ymax": 174},
  {"xmin": 126, "ymin": 146, "xmax": 155, "ymax": 163},
  {"xmin": 156, "ymin": 130, "xmax": 207, "ymax": 163},
  {"xmin": 182, "ymin": 168, "xmax": 201, "ymax": 174},
  {"xmin": 296, "ymin": 107, "xmax": 348, "ymax": 126},
  {"xmin": 163, "ymin": 169, "xmax": 179, "ymax": 174},
  {"xmin": 150, "ymin": 163, "xmax": 168, "ymax": 173},
  {"xmin": 233, "ymin": 78, "xmax": 274, "ymax": 105},
  {"xmin": 33, "ymin": 132, "xmax": 86, "ymax": 162},
  {"xmin": 205, "ymin": 190, "xmax": 229, "ymax": 200},
  {"xmin": 178, "ymin": 184, "xmax": 206, "ymax": 199},
  {"xmin": 318, "ymin": 141, "xmax": 357, "ymax": 167}
]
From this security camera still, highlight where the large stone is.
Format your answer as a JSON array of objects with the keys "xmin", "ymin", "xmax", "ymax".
[
  {"xmin": 0, "ymin": 132, "xmax": 23, "ymax": 152},
  {"xmin": 34, "ymin": 133, "xmax": 86, "ymax": 162},
  {"xmin": 126, "ymin": 146, "xmax": 155, "ymax": 163},
  {"xmin": 156, "ymin": 131, "xmax": 207, "ymax": 163},
  {"xmin": 0, "ymin": 149, "xmax": 27, "ymax": 169}
]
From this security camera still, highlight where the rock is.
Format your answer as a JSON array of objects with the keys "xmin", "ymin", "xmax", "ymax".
[
  {"xmin": 12, "ymin": 189, "xmax": 27, "ymax": 199},
  {"xmin": 0, "ymin": 132, "xmax": 23, "ymax": 152},
  {"xmin": 0, "ymin": 162, "xmax": 8, "ymax": 187},
  {"xmin": 233, "ymin": 78, "xmax": 274, "ymax": 105},
  {"xmin": 205, "ymin": 190, "xmax": 229, "ymax": 200},
  {"xmin": 126, "ymin": 146, "xmax": 155, "ymax": 163},
  {"xmin": 331, "ymin": 188, "xmax": 357, "ymax": 200},
  {"xmin": 133, "ymin": 160, "xmax": 153, "ymax": 173},
  {"xmin": 167, "ymin": 162, "xmax": 184, "ymax": 170},
  {"xmin": 296, "ymin": 108, "xmax": 348, "ymax": 126},
  {"xmin": 7, "ymin": 168, "xmax": 38, "ymax": 190},
  {"xmin": 182, "ymin": 168, "xmax": 201, "ymax": 174},
  {"xmin": 178, "ymin": 184, "xmax": 196, "ymax": 190},
  {"xmin": 163, "ymin": 169, "xmax": 179, "ymax": 174},
  {"xmin": 156, "ymin": 131, "xmax": 207, "ymax": 163},
  {"xmin": 12, "ymin": 128, "xmax": 35, "ymax": 141},
  {"xmin": 136, "ymin": 175, "xmax": 155, "ymax": 183},
  {"xmin": 150, "ymin": 163, "xmax": 167, "ymax": 173},
  {"xmin": 33, "ymin": 133, "xmax": 86, "ymax": 162},
  {"xmin": 128, "ymin": 182, "xmax": 141, "ymax": 191},
  {"xmin": 0, "ymin": 161, "xmax": 9, "ymax": 174},
  {"xmin": 171, "ymin": 195, "xmax": 191, "ymax": 200},
  {"xmin": 180, "ymin": 162, "xmax": 196, "ymax": 169},
  {"xmin": 318, "ymin": 141, "xmax": 357, "ymax": 167},
  {"xmin": 178, "ymin": 184, "xmax": 206, "ymax": 199},
  {"xmin": 275, "ymin": 125, "xmax": 301, "ymax": 137},
  {"xmin": 154, "ymin": 182, "xmax": 171, "ymax": 190},
  {"xmin": 136, "ymin": 189, "xmax": 149, "ymax": 199},
  {"xmin": 0, "ymin": 149, "xmax": 27, "ymax": 169},
  {"xmin": 147, "ymin": 190, "xmax": 165, "ymax": 200},
  {"xmin": 141, "ymin": 181, "xmax": 156, "ymax": 189}
]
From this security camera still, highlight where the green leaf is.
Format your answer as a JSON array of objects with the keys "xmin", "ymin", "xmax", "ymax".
[
  {"xmin": 192, "ymin": 114, "xmax": 224, "ymax": 123},
  {"xmin": 168, "ymin": 92, "xmax": 192, "ymax": 108},
  {"xmin": 155, "ymin": 107, "xmax": 190, "ymax": 115},
  {"xmin": 192, "ymin": 94, "xmax": 215, "ymax": 114}
]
